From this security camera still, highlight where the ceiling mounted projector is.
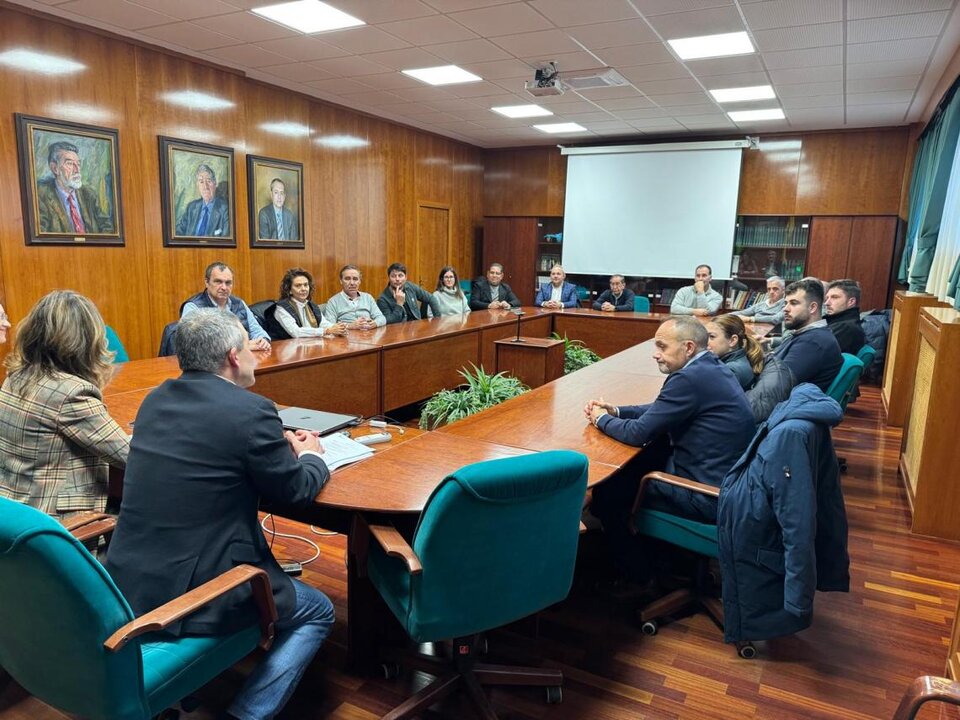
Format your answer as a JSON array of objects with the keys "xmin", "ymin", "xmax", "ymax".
[{"xmin": 525, "ymin": 62, "xmax": 563, "ymax": 97}]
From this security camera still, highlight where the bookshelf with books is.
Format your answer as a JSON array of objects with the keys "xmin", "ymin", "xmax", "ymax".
[{"xmin": 731, "ymin": 216, "xmax": 811, "ymax": 286}]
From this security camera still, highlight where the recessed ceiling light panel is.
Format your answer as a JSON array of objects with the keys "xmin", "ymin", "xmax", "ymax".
[
  {"xmin": 710, "ymin": 85, "xmax": 775, "ymax": 103},
  {"xmin": 252, "ymin": 1, "xmax": 364, "ymax": 34},
  {"xmin": 533, "ymin": 122, "xmax": 588, "ymax": 134},
  {"xmin": 491, "ymin": 104, "xmax": 553, "ymax": 119},
  {"xmin": 728, "ymin": 108, "xmax": 785, "ymax": 122},
  {"xmin": 401, "ymin": 65, "xmax": 482, "ymax": 86},
  {"xmin": 668, "ymin": 31, "xmax": 754, "ymax": 60}
]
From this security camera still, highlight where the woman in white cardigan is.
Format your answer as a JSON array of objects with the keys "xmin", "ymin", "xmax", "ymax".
[{"xmin": 430, "ymin": 266, "xmax": 471, "ymax": 317}]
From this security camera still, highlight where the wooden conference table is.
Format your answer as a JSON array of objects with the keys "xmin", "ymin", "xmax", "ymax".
[{"xmin": 102, "ymin": 307, "xmax": 767, "ymax": 665}]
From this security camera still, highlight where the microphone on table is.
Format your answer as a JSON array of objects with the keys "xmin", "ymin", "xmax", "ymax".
[{"xmin": 512, "ymin": 308, "xmax": 526, "ymax": 343}]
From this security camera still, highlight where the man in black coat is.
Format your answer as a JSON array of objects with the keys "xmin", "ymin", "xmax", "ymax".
[
  {"xmin": 824, "ymin": 279, "xmax": 866, "ymax": 354},
  {"xmin": 106, "ymin": 310, "xmax": 334, "ymax": 720},
  {"xmin": 470, "ymin": 263, "xmax": 521, "ymax": 310},
  {"xmin": 585, "ymin": 317, "xmax": 756, "ymax": 585}
]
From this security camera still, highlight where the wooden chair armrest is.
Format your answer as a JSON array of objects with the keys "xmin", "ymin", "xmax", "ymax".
[
  {"xmin": 368, "ymin": 523, "xmax": 423, "ymax": 574},
  {"xmin": 62, "ymin": 513, "xmax": 116, "ymax": 543},
  {"xmin": 894, "ymin": 676, "xmax": 960, "ymax": 720},
  {"xmin": 104, "ymin": 564, "xmax": 277, "ymax": 653},
  {"xmin": 630, "ymin": 471, "xmax": 721, "ymax": 518}
]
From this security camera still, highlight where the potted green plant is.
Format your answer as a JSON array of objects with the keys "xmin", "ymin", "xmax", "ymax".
[
  {"xmin": 551, "ymin": 333, "xmax": 602, "ymax": 374},
  {"xmin": 419, "ymin": 364, "xmax": 527, "ymax": 429}
]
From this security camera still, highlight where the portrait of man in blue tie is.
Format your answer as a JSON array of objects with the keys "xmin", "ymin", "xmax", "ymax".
[
  {"xmin": 175, "ymin": 163, "xmax": 230, "ymax": 238},
  {"xmin": 257, "ymin": 177, "xmax": 299, "ymax": 241}
]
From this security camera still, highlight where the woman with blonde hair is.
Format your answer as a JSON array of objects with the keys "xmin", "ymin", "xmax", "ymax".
[
  {"xmin": 0, "ymin": 290, "xmax": 129, "ymax": 518},
  {"xmin": 706, "ymin": 314, "xmax": 764, "ymax": 390}
]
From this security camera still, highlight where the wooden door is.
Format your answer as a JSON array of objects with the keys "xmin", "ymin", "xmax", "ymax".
[
  {"xmin": 847, "ymin": 216, "xmax": 898, "ymax": 310},
  {"xmin": 807, "ymin": 217, "xmax": 853, "ymax": 282},
  {"xmin": 482, "ymin": 217, "xmax": 538, "ymax": 305},
  {"xmin": 416, "ymin": 204, "xmax": 450, "ymax": 288}
]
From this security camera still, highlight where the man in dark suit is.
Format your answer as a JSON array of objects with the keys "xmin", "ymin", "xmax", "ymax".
[
  {"xmin": 175, "ymin": 163, "xmax": 230, "ymax": 238},
  {"xmin": 592, "ymin": 274, "xmax": 636, "ymax": 312},
  {"xmin": 469, "ymin": 262, "xmax": 521, "ymax": 310},
  {"xmin": 585, "ymin": 317, "xmax": 756, "ymax": 586},
  {"xmin": 106, "ymin": 309, "xmax": 334, "ymax": 720},
  {"xmin": 257, "ymin": 177, "xmax": 298, "ymax": 241}
]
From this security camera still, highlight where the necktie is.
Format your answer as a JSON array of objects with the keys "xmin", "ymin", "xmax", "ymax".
[
  {"xmin": 68, "ymin": 194, "xmax": 85, "ymax": 233},
  {"xmin": 276, "ymin": 211, "xmax": 284, "ymax": 240},
  {"xmin": 196, "ymin": 206, "xmax": 210, "ymax": 235}
]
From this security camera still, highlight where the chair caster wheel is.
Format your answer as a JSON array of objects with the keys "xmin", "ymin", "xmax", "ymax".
[
  {"xmin": 640, "ymin": 620, "xmax": 658, "ymax": 636},
  {"xmin": 545, "ymin": 686, "xmax": 562, "ymax": 704},
  {"xmin": 381, "ymin": 662, "xmax": 400, "ymax": 680},
  {"xmin": 737, "ymin": 642, "xmax": 757, "ymax": 659}
]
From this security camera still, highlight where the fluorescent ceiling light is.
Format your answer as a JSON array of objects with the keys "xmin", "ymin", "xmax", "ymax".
[
  {"xmin": 491, "ymin": 104, "xmax": 553, "ymax": 119},
  {"xmin": 0, "ymin": 49, "xmax": 85, "ymax": 74},
  {"xmin": 668, "ymin": 31, "xmax": 754, "ymax": 60},
  {"xmin": 533, "ymin": 122, "xmax": 588, "ymax": 134},
  {"xmin": 252, "ymin": 0, "xmax": 364, "ymax": 34},
  {"xmin": 710, "ymin": 85, "xmax": 775, "ymax": 103},
  {"xmin": 162, "ymin": 91, "xmax": 235, "ymax": 110},
  {"xmin": 402, "ymin": 65, "xmax": 482, "ymax": 86},
  {"xmin": 728, "ymin": 108, "xmax": 785, "ymax": 122},
  {"xmin": 259, "ymin": 121, "xmax": 311, "ymax": 137},
  {"xmin": 316, "ymin": 134, "xmax": 368, "ymax": 149}
]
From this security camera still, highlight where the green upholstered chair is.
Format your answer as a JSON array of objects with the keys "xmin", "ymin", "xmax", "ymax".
[
  {"xmin": 825, "ymin": 353, "xmax": 865, "ymax": 413},
  {"xmin": 105, "ymin": 325, "xmax": 129, "ymax": 363},
  {"xmin": 630, "ymin": 472, "xmax": 757, "ymax": 659},
  {"xmin": 460, "ymin": 279, "xmax": 472, "ymax": 302},
  {"xmin": 856, "ymin": 344, "xmax": 876, "ymax": 377},
  {"xmin": 633, "ymin": 296, "xmax": 651, "ymax": 312},
  {"xmin": 364, "ymin": 450, "xmax": 589, "ymax": 720},
  {"xmin": 0, "ymin": 498, "xmax": 277, "ymax": 720}
]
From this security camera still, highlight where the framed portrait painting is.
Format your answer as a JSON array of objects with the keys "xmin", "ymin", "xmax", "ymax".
[
  {"xmin": 247, "ymin": 155, "xmax": 304, "ymax": 249},
  {"xmin": 15, "ymin": 114, "xmax": 124, "ymax": 246},
  {"xmin": 159, "ymin": 136, "xmax": 236, "ymax": 248}
]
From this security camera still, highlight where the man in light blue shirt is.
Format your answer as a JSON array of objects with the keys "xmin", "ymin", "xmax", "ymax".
[{"xmin": 670, "ymin": 264, "xmax": 722, "ymax": 316}]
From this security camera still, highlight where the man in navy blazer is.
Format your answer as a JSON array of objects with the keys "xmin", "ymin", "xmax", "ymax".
[
  {"xmin": 175, "ymin": 163, "xmax": 230, "ymax": 238},
  {"xmin": 585, "ymin": 317, "xmax": 756, "ymax": 584},
  {"xmin": 106, "ymin": 310, "xmax": 334, "ymax": 720},
  {"xmin": 535, "ymin": 264, "xmax": 579, "ymax": 308}
]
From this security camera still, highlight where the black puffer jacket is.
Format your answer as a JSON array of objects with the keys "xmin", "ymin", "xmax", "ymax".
[{"xmin": 746, "ymin": 354, "xmax": 796, "ymax": 423}]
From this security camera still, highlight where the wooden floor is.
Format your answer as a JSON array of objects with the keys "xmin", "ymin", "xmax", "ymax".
[{"xmin": 3, "ymin": 385, "xmax": 960, "ymax": 719}]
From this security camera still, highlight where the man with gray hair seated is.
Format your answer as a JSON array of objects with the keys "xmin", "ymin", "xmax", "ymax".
[
  {"xmin": 106, "ymin": 309, "xmax": 334, "ymax": 720},
  {"xmin": 583, "ymin": 317, "xmax": 756, "ymax": 593},
  {"xmin": 733, "ymin": 275, "xmax": 786, "ymax": 326}
]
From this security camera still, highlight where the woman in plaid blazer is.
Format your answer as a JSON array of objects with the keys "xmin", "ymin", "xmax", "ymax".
[{"xmin": 0, "ymin": 291, "xmax": 129, "ymax": 517}]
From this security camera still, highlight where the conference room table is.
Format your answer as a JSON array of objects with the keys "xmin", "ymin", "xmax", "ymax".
[{"xmin": 100, "ymin": 307, "xmax": 768, "ymax": 667}]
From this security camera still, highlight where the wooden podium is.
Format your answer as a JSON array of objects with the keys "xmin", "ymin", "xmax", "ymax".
[
  {"xmin": 495, "ymin": 337, "xmax": 565, "ymax": 389},
  {"xmin": 899, "ymin": 307, "xmax": 960, "ymax": 540},
  {"xmin": 883, "ymin": 291, "xmax": 946, "ymax": 427}
]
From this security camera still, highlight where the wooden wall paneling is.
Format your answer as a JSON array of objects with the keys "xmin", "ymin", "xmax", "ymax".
[
  {"xmin": 0, "ymin": 10, "xmax": 153, "ymax": 359},
  {"xmin": 795, "ymin": 129, "xmax": 910, "ymax": 215},
  {"xmin": 451, "ymin": 142, "xmax": 482, "ymax": 280},
  {"xmin": 134, "ymin": 47, "xmax": 251, "ymax": 355},
  {"xmin": 847, "ymin": 216, "xmax": 899, "ymax": 310},
  {"xmin": 737, "ymin": 136, "xmax": 802, "ymax": 215},
  {"xmin": 482, "ymin": 217, "xmax": 538, "ymax": 304},
  {"xmin": 483, "ymin": 147, "xmax": 566, "ymax": 217},
  {"xmin": 415, "ymin": 204, "xmax": 450, "ymax": 289},
  {"xmin": 242, "ymin": 81, "xmax": 315, "ymax": 306},
  {"xmin": 807, "ymin": 217, "xmax": 853, "ymax": 281}
]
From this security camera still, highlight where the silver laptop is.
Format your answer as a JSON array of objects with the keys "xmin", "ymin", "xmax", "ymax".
[{"xmin": 278, "ymin": 407, "xmax": 360, "ymax": 436}]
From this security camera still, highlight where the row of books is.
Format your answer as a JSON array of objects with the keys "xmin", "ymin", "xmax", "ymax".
[
  {"xmin": 727, "ymin": 290, "xmax": 766, "ymax": 310},
  {"xmin": 735, "ymin": 224, "xmax": 809, "ymax": 247}
]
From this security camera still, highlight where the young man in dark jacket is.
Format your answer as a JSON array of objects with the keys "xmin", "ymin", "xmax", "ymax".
[{"xmin": 824, "ymin": 279, "xmax": 866, "ymax": 355}]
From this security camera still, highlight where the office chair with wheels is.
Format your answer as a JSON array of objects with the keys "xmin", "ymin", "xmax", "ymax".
[
  {"xmin": 633, "ymin": 296, "xmax": 651, "ymax": 312},
  {"xmin": 825, "ymin": 353, "xmax": 865, "ymax": 471},
  {"xmin": 105, "ymin": 326, "xmax": 129, "ymax": 363},
  {"xmin": 364, "ymin": 450, "xmax": 589, "ymax": 720},
  {"xmin": 0, "ymin": 497, "xmax": 277, "ymax": 720},
  {"xmin": 248, "ymin": 300, "xmax": 280, "ymax": 338},
  {"xmin": 629, "ymin": 473, "xmax": 756, "ymax": 659}
]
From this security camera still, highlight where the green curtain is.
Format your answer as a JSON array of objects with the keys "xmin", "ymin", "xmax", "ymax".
[{"xmin": 900, "ymin": 76, "xmax": 960, "ymax": 291}]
